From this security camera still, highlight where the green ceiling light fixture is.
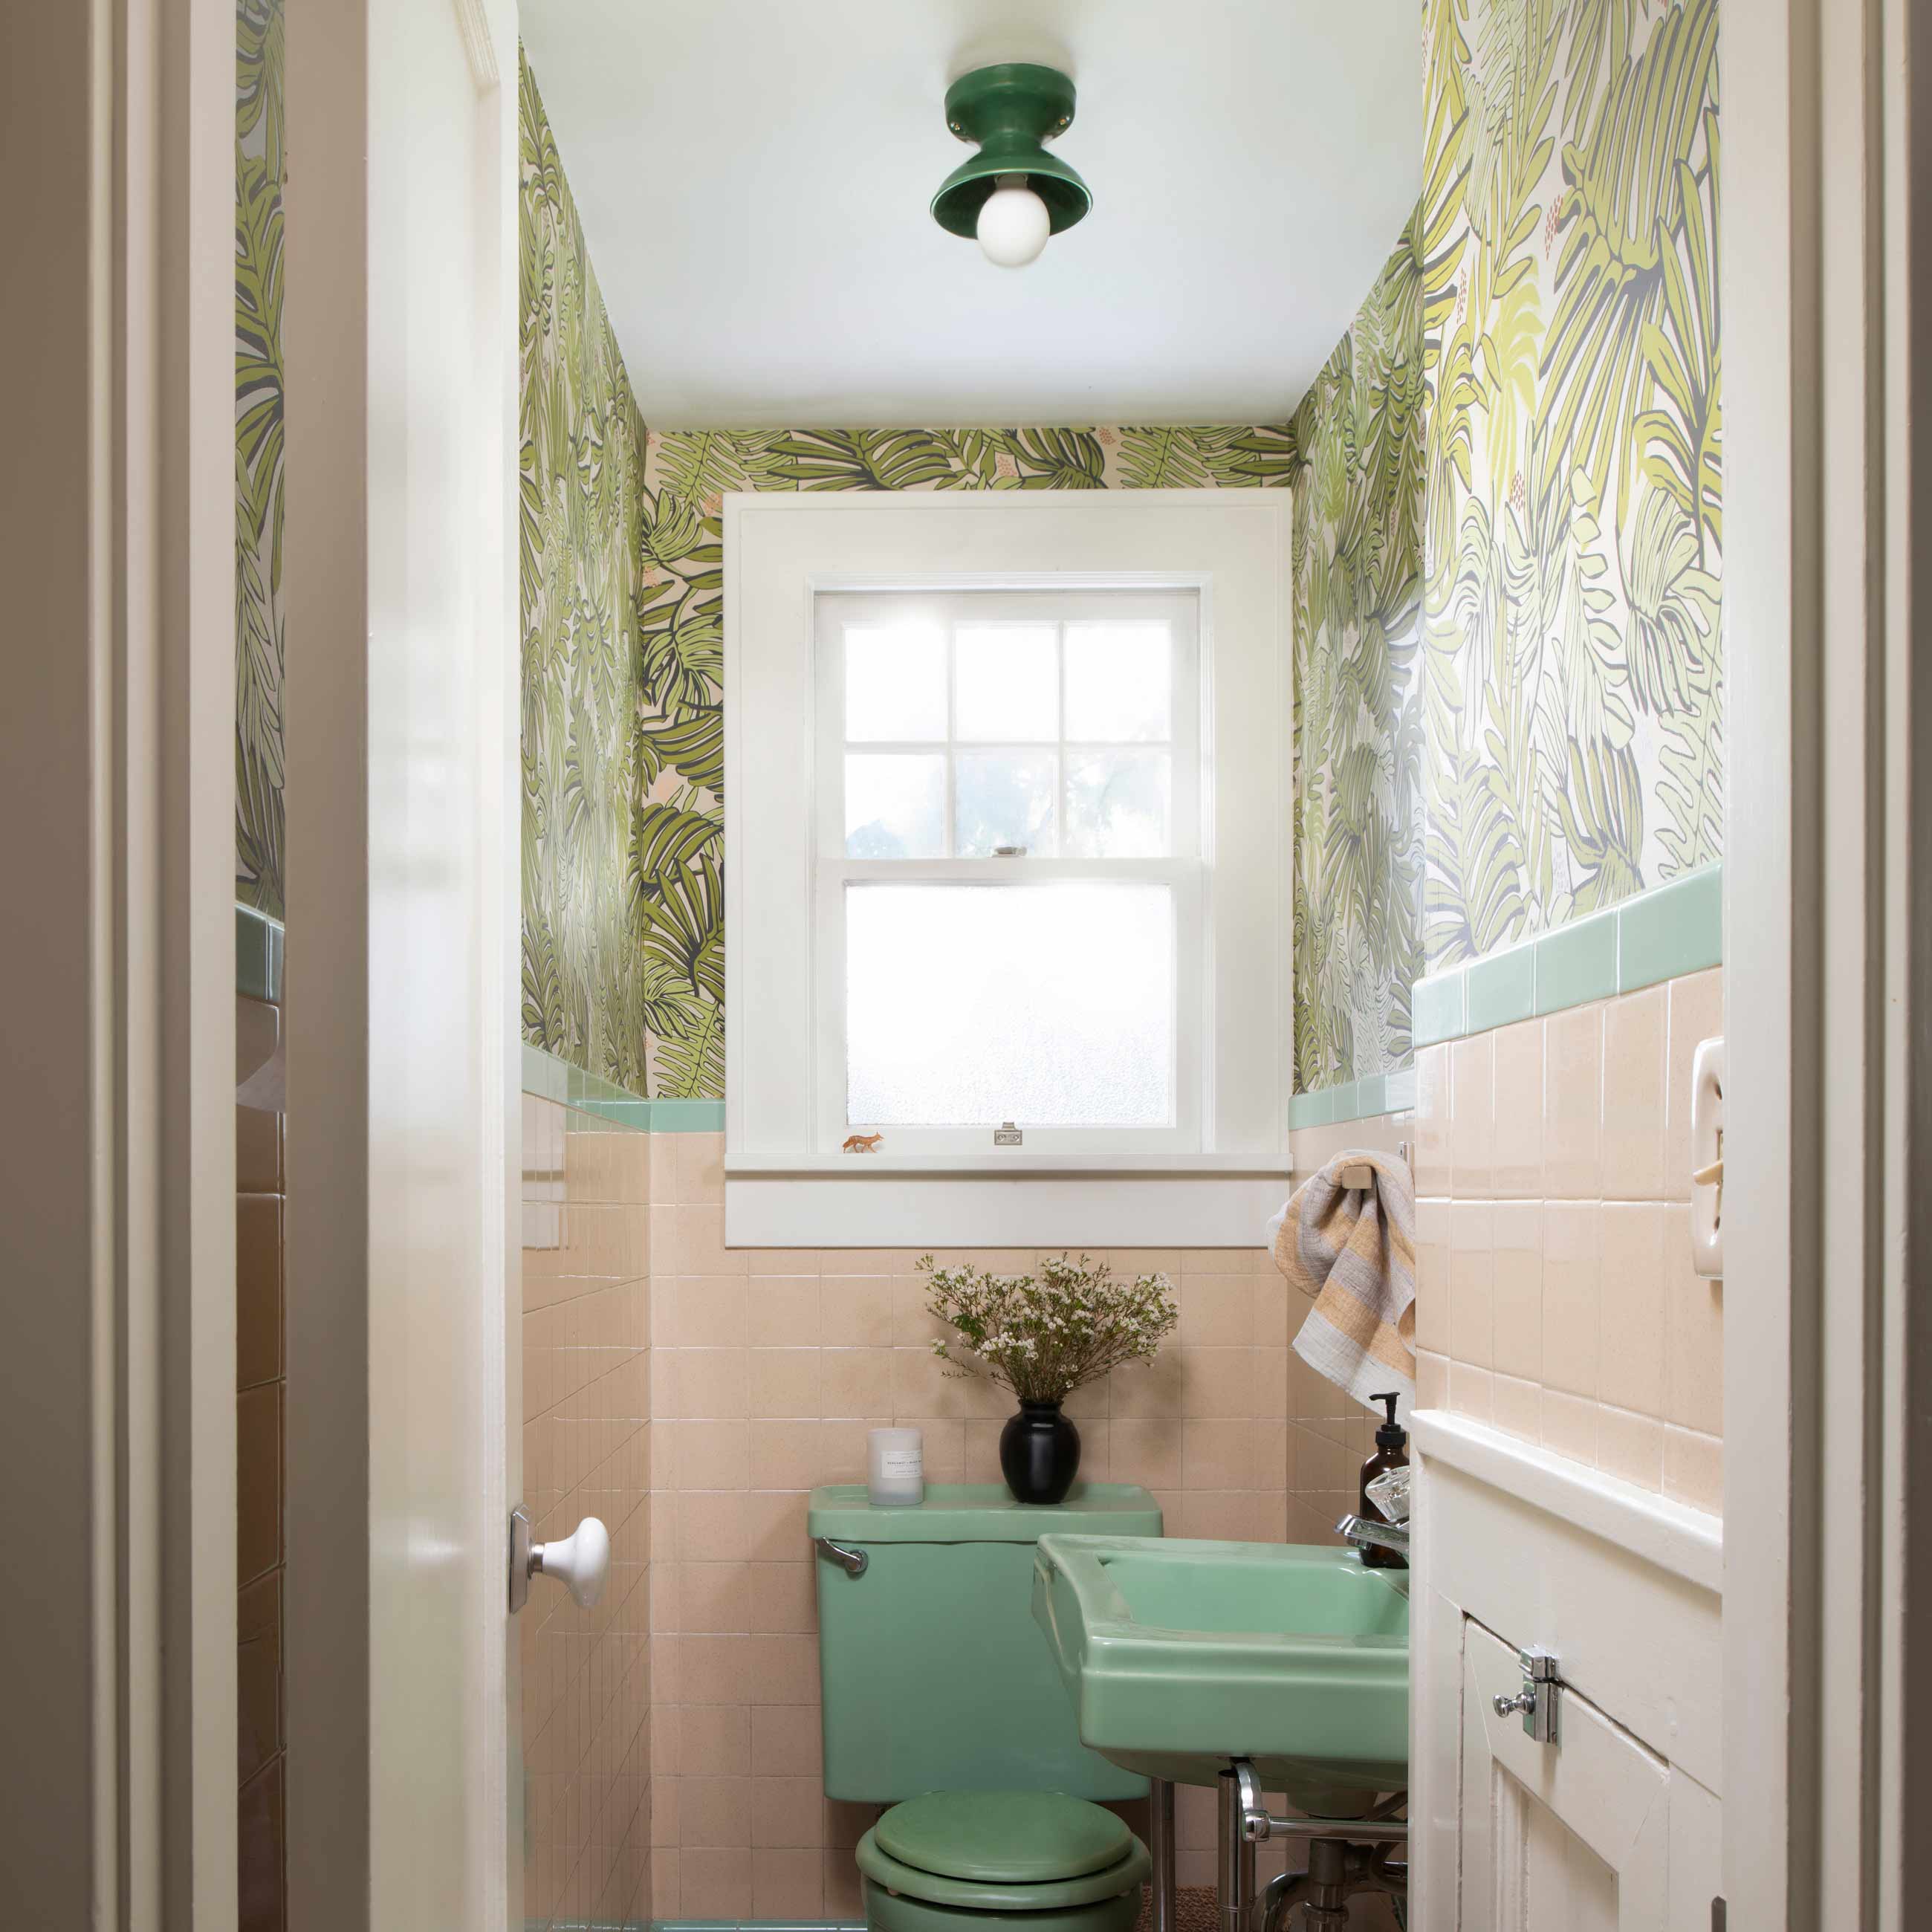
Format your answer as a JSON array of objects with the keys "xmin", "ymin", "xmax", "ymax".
[{"xmin": 932, "ymin": 62, "xmax": 1091, "ymax": 269}]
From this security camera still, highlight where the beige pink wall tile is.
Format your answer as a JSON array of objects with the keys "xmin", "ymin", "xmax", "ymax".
[
  {"xmin": 1412, "ymin": 1198, "xmax": 1450, "ymax": 1355},
  {"xmin": 1415, "ymin": 1044, "xmax": 1450, "ymax": 1196},
  {"xmin": 1664, "ymin": 1234, "xmax": 1725, "ymax": 1433},
  {"xmin": 1450, "ymin": 1032, "xmax": 1494, "ymax": 1197},
  {"xmin": 1543, "ymin": 1003, "xmax": 1604, "ymax": 1199},
  {"xmin": 1540, "ymin": 1202, "xmax": 1601, "ymax": 1399},
  {"xmin": 1448, "ymin": 1201, "xmax": 1494, "ymax": 1369},
  {"xmin": 1664, "ymin": 1424, "xmax": 1724, "ymax": 1512},
  {"xmin": 1491, "ymin": 1372, "xmax": 1540, "ymax": 1445},
  {"xmin": 1597, "ymin": 1203, "xmax": 1667, "ymax": 1418},
  {"xmin": 1596, "ymin": 1404, "xmax": 1665, "ymax": 1491},
  {"xmin": 1446, "ymin": 1360, "xmax": 1493, "ymax": 1424},
  {"xmin": 820, "ymin": 1274, "xmax": 893, "ymax": 1346},
  {"xmin": 520, "ymin": 1100, "xmax": 652, "ymax": 1931},
  {"xmin": 1488, "ymin": 1202, "xmax": 1542, "ymax": 1384},
  {"xmin": 1540, "ymin": 1387, "xmax": 1598, "ymax": 1467},
  {"xmin": 1491, "ymin": 1021, "xmax": 1543, "ymax": 1196},
  {"xmin": 1422, "ymin": 968, "xmax": 1723, "ymax": 1514},
  {"xmin": 1602, "ymin": 987, "xmax": 1667, "ymax": 1200}
]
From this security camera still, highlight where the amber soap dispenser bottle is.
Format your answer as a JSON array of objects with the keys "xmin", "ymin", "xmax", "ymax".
[{"xmin": 1358, "ymin": 1391, "xmax": 1409, "ymax": 1570}]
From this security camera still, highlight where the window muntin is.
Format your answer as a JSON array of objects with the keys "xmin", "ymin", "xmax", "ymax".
[{"xmin": 814, "ymin": 588, "xmax": 1202, "ymax": 1155}]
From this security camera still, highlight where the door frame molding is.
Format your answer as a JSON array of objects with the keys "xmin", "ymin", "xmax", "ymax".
[
  {"xmin": 1725, "ymin": 0, "xmax": 1925, "ymax": 1923},
  {"xmin": 0, "ymin": 0, "xmax": 237, "ymax": 1922}
]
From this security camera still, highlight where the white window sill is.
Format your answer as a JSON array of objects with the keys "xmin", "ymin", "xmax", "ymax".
[
  {"xmin": 724, "ymin": 1153, "xmax": 1285, "ymax": 1176},
  {"xmin": 722, "ymin": 1170, "xmax": 1289, "ymax": 1249}
]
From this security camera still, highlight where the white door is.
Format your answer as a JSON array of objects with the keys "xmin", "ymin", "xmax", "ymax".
[
  {"xmin": 282, "ymin": 1, "xmax": 522, "ymax": 1928},
  {"xmin": 1460, "ymin": 1623, "xmax": 1718, "ymax": 1931}
]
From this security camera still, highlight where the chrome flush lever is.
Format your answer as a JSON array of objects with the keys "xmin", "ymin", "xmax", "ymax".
[{"xmin": 813, "ymin": 1536, "xmax": 868, "ymax": 1577}]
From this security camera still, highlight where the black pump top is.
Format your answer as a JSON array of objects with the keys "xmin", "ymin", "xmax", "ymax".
[{"xmin": 1370, "ymin": 1391, "xmax": 1406, "ymax": 1453}]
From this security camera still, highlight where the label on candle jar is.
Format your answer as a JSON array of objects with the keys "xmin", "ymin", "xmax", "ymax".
[{"xmin": 878, "ymin": 1448, "xmax": 923, "ymax": 1479}]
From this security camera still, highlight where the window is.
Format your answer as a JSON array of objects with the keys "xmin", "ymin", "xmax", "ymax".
[
  {"xmin": 816, "ymin": 590, "xmax": 1202, "ymax": 1155},
  {"xmin": 724, "ymin": 490, "xmax": 1291, "ymax": 1247}
]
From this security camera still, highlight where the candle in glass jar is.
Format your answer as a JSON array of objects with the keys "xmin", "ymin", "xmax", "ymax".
[{"xmin": 867, "ymin": 1426, "xmax": 924, "ymax": 1505}]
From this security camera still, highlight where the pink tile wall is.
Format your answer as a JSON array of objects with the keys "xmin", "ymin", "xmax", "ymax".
[
  {"xmin": 236, "ymin": 1000, "xmax": 286, "ymax": 1932},
  {"xmin": 521, "ymin": 1098, "xmax": 653, "ymax": 1931},
  {"xmin": 1411, "ymin": 967, "xmax": 1725, "ymax": 1512},
  {"xmin": 644, "ymin": 1132, "xmax": 1303, "ymax": 1915}
]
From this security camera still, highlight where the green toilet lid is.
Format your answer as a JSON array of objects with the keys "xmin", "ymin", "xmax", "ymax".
[{"xmin": 875, "ymin": 1792, "xmax": 1133, "ymax": 1884}]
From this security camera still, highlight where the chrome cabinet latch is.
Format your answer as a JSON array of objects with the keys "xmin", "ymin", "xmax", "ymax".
[{"xmin": 1492, "ymin": 1647, "xmax": 1563, "ymax": 1745}]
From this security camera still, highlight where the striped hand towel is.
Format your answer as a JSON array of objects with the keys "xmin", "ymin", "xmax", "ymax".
[{"xmin": 1268, "ymin": 1151, "xmax": 1417, "ymax": 1424}]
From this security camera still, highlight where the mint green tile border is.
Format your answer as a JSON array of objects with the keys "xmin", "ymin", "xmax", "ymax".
[
  {"xmin": 519, "ymin": 1040, "xmax": 724, "ymax": 1133},
  {"xmin": 1410, "ymin": 863, "xmax": 1722, "ymax": 1052},
  {"xmin": 236, "ymin": 903, "xmax": 284, "ymax": 1005},
  {"xmin": 1465, "ymin": 943, "xmax": 1534, "ymax": 1035},
  {"xmin": 1618, "ymin": 864, "xmax": 1722, "ymax": 988},
  {"xmin": 1288, "ymin": 1063, "xmax": 1417, "ymax": 1131},
  {"xmin": 1410, "ymin": 970, "xmax": 1463, "ymax": 1050}
]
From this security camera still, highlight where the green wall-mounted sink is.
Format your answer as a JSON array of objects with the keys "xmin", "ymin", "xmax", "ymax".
[{"xmin": 1031, "ymin": 1535, "xmax": 1409, "ymax": 1812}]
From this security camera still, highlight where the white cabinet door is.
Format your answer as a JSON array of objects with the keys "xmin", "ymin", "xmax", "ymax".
[{"xmin": 1461, "ymin": 1621, "xmax": 1670, "ymax": 1929}]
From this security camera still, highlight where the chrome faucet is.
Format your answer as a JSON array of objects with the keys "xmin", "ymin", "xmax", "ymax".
[{"xmin": 1336, "ymin": 1512, "xmax": 1409, "ymax": 1560}]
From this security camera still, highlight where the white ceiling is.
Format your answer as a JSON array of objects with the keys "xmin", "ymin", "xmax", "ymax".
[{"xmin": 516, "ymin": 1, "xmax": 1422, "ymax": 429}]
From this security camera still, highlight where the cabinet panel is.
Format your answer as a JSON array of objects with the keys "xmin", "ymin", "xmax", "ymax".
[{"xmin": 1461, "ymin": 1621, "xmax": 1670, "ymax": 1929}]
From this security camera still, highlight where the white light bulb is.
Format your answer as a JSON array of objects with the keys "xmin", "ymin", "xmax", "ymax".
[{"xmin": 976, "ymin": 175, "xmax": 1051, "ymax": 268}]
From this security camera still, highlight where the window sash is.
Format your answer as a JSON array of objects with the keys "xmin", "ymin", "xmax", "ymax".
[
  {"xmin": 815, "ymin": 589, "xmax": 1202, "ymax": 866},
  {"xmin": 811, "ymin": 588, "xmax": 1208, "ymax": 1158},
  {"xmin": 811, "ymin": 868, "xmax": 1206, "ymax": 1158}
]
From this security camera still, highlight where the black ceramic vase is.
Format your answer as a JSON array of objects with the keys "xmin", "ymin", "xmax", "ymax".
[{"xmin": 999, "ymin": 1400, "xmax": 1081, "ymax": 1505}]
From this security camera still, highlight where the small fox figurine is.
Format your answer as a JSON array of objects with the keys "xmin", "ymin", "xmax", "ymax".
[{"xmin": 842, "ymin": 1131, "xmax": 884, "ymax": 1153}]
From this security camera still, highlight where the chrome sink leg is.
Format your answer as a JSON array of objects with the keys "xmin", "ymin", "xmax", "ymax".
[
  {"xmin": 1217, "ymin": 1767, "xmax": 1256, "ymax": 1932},
  {"xmin": 1148, "ymin": 1777, "xmax": 1176, "ymax": 1932}
]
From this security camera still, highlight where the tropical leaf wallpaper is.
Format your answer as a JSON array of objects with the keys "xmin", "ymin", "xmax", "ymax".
[
  {"xmin": 522, "ymin": 0, "xmax": 1721, "ymax": 1102},
  {"xmin": 519, "ymin": 52, "xmax": 1328, "ymax": 1097},
  {"xmin": 1288, "ymin": 223, "xmax": 1426, "ymax": 1089},
  {"xmin": 236, "ymin": 0, "xmax": 285, "ymax": 918},
  {"xmin": 1419, "ymin": 0, "xmax": 1722, "ymax": 972},
  {"xmin": 519, "ymin": 56, "xmax": 661, "ymax": 1095}
]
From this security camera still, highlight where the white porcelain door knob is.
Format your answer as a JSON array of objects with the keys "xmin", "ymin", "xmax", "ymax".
[{"xmin": 532, "ymin": 1516, "xmax": 609, "ymax": 1610}]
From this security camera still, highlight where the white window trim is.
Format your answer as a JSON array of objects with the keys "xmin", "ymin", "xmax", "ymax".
[{"xmin": 723, "ymin": 489, "xmax": 1294, "ymax": 1245}]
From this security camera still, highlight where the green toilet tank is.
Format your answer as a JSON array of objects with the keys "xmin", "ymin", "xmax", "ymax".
[{"xmin": 808, "ymin": 1482, "xmax": 1162, "ymax": 1805}]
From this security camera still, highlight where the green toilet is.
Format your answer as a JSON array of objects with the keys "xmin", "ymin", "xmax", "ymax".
[{"xmin": 809, "ymin": 1482, "xmax": 1163, "ymax": 1932}]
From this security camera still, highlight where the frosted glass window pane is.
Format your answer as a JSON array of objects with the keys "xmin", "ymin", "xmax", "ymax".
[
  {"xmin": 954, "ymin": 624, "xmax": 1058, "ymax": 741},
  {"xmin": 1064, "ymin": 751, "xmax": 1171, "ymax": 858},
  {"xmin": 846, "ymin": 754, "xmax": 945, "ymax": 858},
  {"xmin": 846, "ymin": 884, "xmax": 1173, "ymax": 1127},
  {"xmin": 1064, "ymin": 623, "xmax": 1172, "ymax": 741},
  {"xmin": 845, "ymin": 623, "xmax": 947, "ymax": 742},
  {"xmin": 954, "ymin": 752, "xmax": 1057, "ymax": 858}
]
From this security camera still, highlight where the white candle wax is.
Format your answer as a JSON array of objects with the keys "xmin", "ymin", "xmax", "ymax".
[{"xmin": 867, "ymin": 1426, "xmax": 924, "ymax": 1506}]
